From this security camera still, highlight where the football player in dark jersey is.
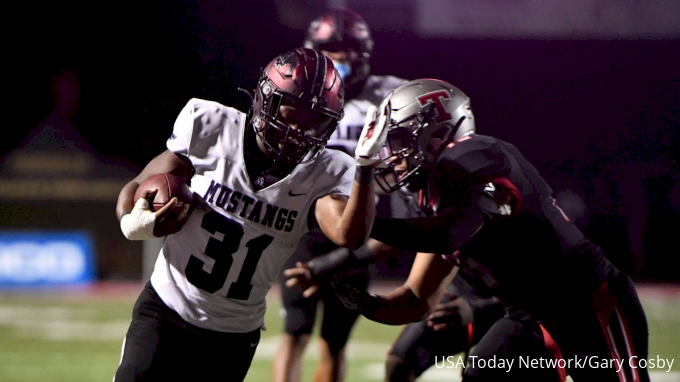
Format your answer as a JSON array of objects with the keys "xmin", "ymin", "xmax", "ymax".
[{"xmin": 330, "ymin": 78, "xmax": 651, "ymax": 381}]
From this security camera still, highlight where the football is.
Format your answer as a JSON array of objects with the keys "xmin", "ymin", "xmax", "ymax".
[{"xmin": 134, "ymin": 173, "xmax": 194, "ymax": 214}]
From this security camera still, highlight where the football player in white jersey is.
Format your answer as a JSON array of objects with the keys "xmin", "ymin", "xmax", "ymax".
[
  {"xmin": 113, "ymin": 47, "xmax": 388, "ymax": 382},
  {"xmin": 272, "ymin": 8, "xmax": 408, "ymax": 382}
]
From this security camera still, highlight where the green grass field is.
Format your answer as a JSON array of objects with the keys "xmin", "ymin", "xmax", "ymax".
[{"xmin": 1, "ymin": 283, "xmax": 679, "ymax": 382}]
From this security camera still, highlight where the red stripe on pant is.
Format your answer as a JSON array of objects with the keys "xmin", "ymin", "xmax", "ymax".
[
  {"xmin": 592, "ymin": 281, "xmax": 641, "ymax": 382},
  {"xmin": 540, "ymin": 324, "xmax": 568, "ymax": 382},
  {"xmin": 461, "ymin": 323, "xmax": 474, "ymax": 379}
]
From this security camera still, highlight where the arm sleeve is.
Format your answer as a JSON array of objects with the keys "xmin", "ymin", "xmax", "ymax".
[
  {"xmin": 307, "ymin": 245, "xmax": 375, "ymax": 279},
  {"xmin": 370, "ymin": 204, "xmax": 487, "ymax": 254}
]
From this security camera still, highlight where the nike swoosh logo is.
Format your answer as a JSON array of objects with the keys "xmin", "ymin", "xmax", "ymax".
[
  {"xmin": 250, "ymin": 342, "xmax": 259, "ymax": 347},
  {"xmin": 288, "ymin": 190, "xmax": 306, "ymax": 197}
]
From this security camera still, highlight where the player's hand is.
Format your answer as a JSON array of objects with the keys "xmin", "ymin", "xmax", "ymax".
[
  {"xmin": 355, "ymin": 98, "xmax": 391, "ymax": 167},
  {"xmin": 284, "ymin": 262, "xmax": 321, "ymax": 298},
  {"xmin": 121, "ymin": 189, "xmax": 178, "ymax": 240},
  {"xmin": 426, "ymin": 296, "xmax": 474, "ymax": 332},
  {"xmin": 145, "ymin": 188, "xmax": 182, "ymax": 237},
  {"xmin": 331, "ymin": 267, "xmax": 370, "ymax": 310}
]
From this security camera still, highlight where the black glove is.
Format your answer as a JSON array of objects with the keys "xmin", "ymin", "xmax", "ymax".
[{"xmin": 330, "ymin": 267, "xmax": 371, "ymax": 310}]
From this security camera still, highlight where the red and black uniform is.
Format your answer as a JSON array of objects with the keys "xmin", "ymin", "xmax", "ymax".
[{"xmin": 372, "ymin": 134, "xmax": 650, "ymax": 382}]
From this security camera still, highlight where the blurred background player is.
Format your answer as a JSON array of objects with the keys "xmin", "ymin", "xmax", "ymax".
[{"xmin": 272, "ymin": 8, "xmax": 407, "ymax": 382}]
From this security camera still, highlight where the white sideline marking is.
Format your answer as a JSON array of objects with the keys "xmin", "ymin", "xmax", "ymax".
[
  {"xmin": 0, "ymin": 305, "xmax": 129, "ymax": 340},
  {"xmin": 253, "ymin": 335, "xmax": 391, "ymax": 360}
]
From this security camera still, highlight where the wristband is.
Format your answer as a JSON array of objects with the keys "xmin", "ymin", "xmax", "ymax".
[{"xmin": 355, "ymin": 166, "xmax": 374, "ymax": 185}]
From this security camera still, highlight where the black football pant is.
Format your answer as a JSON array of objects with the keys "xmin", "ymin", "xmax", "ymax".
[
  {"xmin": 114, "ymin": 282, "xmax": 260, "ymax": 382},
  {"xmin": 545, "ymin": 272, "xmax": 650, "ymax": 382},
  {"xmin": 464, "ymin": 273, "xmax": 650, "ymax": 382}
]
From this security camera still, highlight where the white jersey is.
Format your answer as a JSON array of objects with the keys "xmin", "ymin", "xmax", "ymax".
[
  {"xmin": 150, "ymin": 98, "xmax": 355, "ymax": 333},
  {"xmin": 327, "ymin": 74, "xmax": 407, "ymax": 154}
]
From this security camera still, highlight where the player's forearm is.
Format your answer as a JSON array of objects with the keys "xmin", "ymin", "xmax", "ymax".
[
  {"xmin": 341, "ymin": 180, "xmax": 376, "ymax": 247},
  {"xmin": 325, "ymin": 178, "xmax": 376, "ymax": 249},
  {"xmin": 116, "ymin": 181, "xmax": 139, "ymax": 221},
  {"xmin": 371, "ymin": 207, "xmax": 485, "ymax": 254},
  {"xmin": 117, "ymin": 151, "xmax": 194, "ymax": 221}
]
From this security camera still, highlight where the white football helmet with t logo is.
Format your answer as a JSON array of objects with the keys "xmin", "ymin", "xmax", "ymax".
[{"xmin": 375, "ymin": 78, "xmax": 476, "ymax": 192}]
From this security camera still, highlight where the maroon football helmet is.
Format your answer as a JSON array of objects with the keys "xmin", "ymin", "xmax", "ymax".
[
  {"xmin": 251, "ymin": 48, "xmax": 345, "ymax": 165},
  {"xmin": 303, "ymin": 8, "xmax": 373, "ymax": 88}
]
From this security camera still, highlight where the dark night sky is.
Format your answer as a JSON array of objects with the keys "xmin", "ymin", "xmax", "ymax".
[{"xmin": 8, "ymin": 1, "xmax": 680, "ymax": 280}]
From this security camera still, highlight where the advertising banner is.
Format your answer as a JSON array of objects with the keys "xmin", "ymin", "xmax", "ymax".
[{"xmin": 0, "ymin": 231, "xmax": 96, "ymax": 287}]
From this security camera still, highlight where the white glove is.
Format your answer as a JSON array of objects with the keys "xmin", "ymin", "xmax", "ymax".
[
  {"xmin": 120, "ymin": 198, "xmax": 157, "ymax": 240},
  {"xmin": 355, "ymin": 98, "xmax": 391, "ymax": 167}
]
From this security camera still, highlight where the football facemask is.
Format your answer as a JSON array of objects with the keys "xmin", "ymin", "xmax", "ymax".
[
  {"xmin": 374, "ymin": 79, "xmax": 476, "ymax": 193},
  {"xmin": 251, "ymin": 48, "xmax": 344, "ymax": 165}
]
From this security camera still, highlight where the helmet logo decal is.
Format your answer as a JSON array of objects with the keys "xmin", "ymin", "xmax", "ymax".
[
  {"xmin": 361, "ymin": 124, "xmax": 376, "ymax": 146},
  {"xmin": 275, "ymin": 51, "xmax": 299, "ymax": 77},
  {"xmin": 310, "ymin": 18, "xmax": 335, "ymax": 40},
  {"xmin": 417, "ymin": 91, "xmax": 452, "ymax": 123}
]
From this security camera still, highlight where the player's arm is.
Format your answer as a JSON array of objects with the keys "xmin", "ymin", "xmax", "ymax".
[
  {"xmin": 313, "ymin": 177, "xmax": 376, "ymax": 249},
  {"xmin": 370, "ymin": 205, "xmax": 486, "ymax": 254},
  {"xmin": 116, "ymin": 150, "xmax": 194, "ymax": 220},
  {"xmin": 283, "ymin": 239, "xmax": 398, "ymax": 297},
  {"xmin": 334, "ymin": 252, "xmax": 457, "ymax": 325},
  {"xmin": 116, "ymin": 150, "xmax": 195, "ymax": 240},
  {"xmin": 313, "ymin": 99, "xmax": 391, "ymax": 249}
]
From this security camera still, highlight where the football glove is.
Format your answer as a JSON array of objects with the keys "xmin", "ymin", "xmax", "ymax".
[
  {"xmin": 355, "ymin": 98, "xmax": 391, "ymax": 167},
  {"xmin": 331, "ymin": 267, "xmax": 371, "ymax": 310}
]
